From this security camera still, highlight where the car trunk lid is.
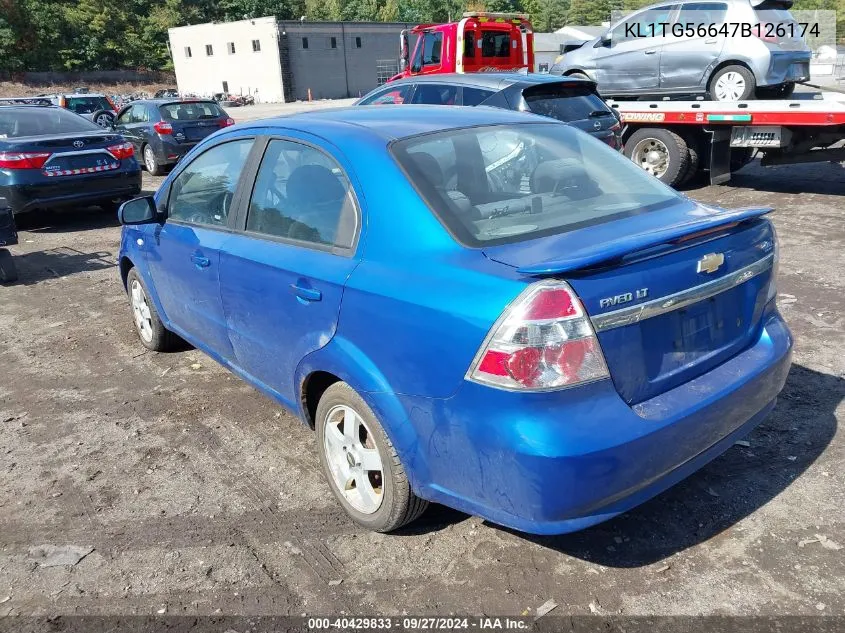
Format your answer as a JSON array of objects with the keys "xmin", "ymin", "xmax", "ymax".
[
  {"xmin": 483, "ymin": 204, "xmax": 776, "ymax": 404},
  {"xmin": 4, "ymin": 131, "xmax": 126, "ymax": 176}
]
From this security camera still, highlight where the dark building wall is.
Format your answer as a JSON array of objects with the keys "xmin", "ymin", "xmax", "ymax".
[{"xmin": 278, "ymin": 22, "xmax": 414, "ymax": 101}]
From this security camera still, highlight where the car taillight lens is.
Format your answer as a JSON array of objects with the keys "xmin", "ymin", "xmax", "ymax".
[
  {"xmin": 153, "ymin": 121, "xmax": 173, "ymax": 134},
  {"xmin": 107, "ymin": 142, "xmax": 134, "ymax": 160},
  {"xmin": 0, "ymin": 151, "xmax": 51, "ymax": 170},
  {"xmin": 219, "ymin": 117, "xmax": 235, "ymax": 128},
  {"xmin": 467, "ymin": 280, "xmax": 609, "ymax": 391},
  {"xmin": 755, "ymin": 23, "xmax": 778, "ymax": 43}
]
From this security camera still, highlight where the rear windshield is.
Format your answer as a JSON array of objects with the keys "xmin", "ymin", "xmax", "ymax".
[
  {"xmin": 0, "ymin": 108, "xmax": 101, "ymax": 138},
  {"xmin": 523, "ymin": 84, "xmax": 613, "ymax": 122},
  {"xmin": 392, "ymin": 123, "xmax": 679, "ymax": 247},
  {"xmin": 481, "ymin": 31, "xmax": 511, "ymax": 57},
  {"xmin": 160, "ymin": 102, "xmax": 224, "ymax": 121},
  {"xmin": 65, "ymin": 96, "xmax": 112, "ymax": 114}
]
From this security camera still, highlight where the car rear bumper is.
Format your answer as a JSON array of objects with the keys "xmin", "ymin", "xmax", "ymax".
[
  {"xmin": 761, "ymin": 52, "xmax": 811, "ymax": 86},
  {"xmin": 380, "ymin": 304, "xmax": 792, "ymax": 534},
  {"xmin": 0, "ymin": 169, "xmax": 142, "ymax": 214}
]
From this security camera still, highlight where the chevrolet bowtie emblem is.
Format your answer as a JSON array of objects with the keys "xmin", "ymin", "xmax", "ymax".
[{"xmin": 697, "ymin": 252, "xmax": 725, "ymax": 274}]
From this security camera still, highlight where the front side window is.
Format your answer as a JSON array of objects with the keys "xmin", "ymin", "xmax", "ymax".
[
  {"xmin": 168, "ymin": 139, "xmax": 253, "ymax": 227},
  {"xmin": 246, "ymin": 139, "xmax": 358, "ymax": 249},
  {"xmin": 675, "ymin": 2, "xmax": 728, "ymax": 30},
  {"xmin": 411, "ymin": 84, "xmax": 458, "ymax": 105},
  {"xmin": 392, "ymin": 123, "xmax": 680, "ymax": 246},
  {"xmin": 132, "ymin": 105, "xmax": 150, "ymax": 123},
  {"xmin": 116, "ymin": 107, "xmax": 134, "ymax": 126},
  {"xmin": 613, "ymin": 5, "xmax": 677, "ymax": 42},
  {"xmin": 358, "ymin": 84, "xmax": 413, "ymax": 105}
]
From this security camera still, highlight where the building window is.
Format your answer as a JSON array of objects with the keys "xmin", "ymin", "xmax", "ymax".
[
  {"xmin": 222, "ymin": 81, "xmax": 229, "ymax": 93},
  {"xmin": 302, "ymin": 37, "xmax": 308, "ymax": 49},
  {"xmin": 330, "ymin": 36, "xmax": 337, "ymax": 49},
  {"xmin": 252, "ymin": 39, "xmax": 261, "ymax": 52},
  {"xmin": 184, "ymin": 46, "xmax": 192, "ymax": 58},
  {"xmin": 205, "ymin": 44, "xmax": 213, "ymax": 56},
  {"xmin": 227, "ymin": 42, "xmax": 236, "ymax": 54},
  {"xmin": 355, "ymin": 37, "xmax": 362, "ymax": 48}
]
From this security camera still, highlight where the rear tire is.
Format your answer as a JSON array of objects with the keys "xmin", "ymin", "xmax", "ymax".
[
  {"xmin": 624, "ymin": 128, "xmax": 690, "ymax": 187},
  {"xmin": 709, "ymin": 65, "xmax": 756, "ymax": 101},
  {"xmin": 142, "ymin": 144, "xmax": 164, "ymax": 177},
  {"xmin": 126, "ymin": 267, "xmax": 178, "ymax": 351},
  {"xmin": 678, "ymin": 134, "xmax": 701, "ymax": 187},
  {"xmin": 0, "ymin": 249, "xmax": 18, "ymax": 284},
  {"xmin": 316, "ymin": 382, "xmax": 428, "ymax": 532}
]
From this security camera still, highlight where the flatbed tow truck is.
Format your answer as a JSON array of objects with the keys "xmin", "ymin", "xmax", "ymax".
[{"xmin": 608, "ymin": 90, "xmax": 845, "ymax": 187}]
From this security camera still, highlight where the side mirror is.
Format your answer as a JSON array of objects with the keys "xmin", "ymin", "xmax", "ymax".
[
  {"xmin": 118, "ymin": 196, "xmax": 158, "ymax": 225},
  {"xmin": 598, "ymin": 32, "xmax": 612, "ymax": 47},
  {"xmin": 399, "ymin": 29, "xmax": 410, "ymax": 73}
]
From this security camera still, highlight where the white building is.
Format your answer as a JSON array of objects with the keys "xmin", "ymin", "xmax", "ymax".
[{"xmin": 168, "ymin": 16, "xmax": 285, "ymax": 102}]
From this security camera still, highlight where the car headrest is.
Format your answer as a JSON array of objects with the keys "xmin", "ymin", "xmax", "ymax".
[
  {"xmin": 286, "ymin": 164, "xmax": 347, "ymax": 207},
  {"xmin": 408, "ymin": 151, "xmax": 443, "ymax": 188}
]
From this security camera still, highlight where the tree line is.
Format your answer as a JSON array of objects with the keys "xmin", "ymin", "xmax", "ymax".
[{"xmin": 0, "ymin": 0, "xmax": 841, "ymax": 73}]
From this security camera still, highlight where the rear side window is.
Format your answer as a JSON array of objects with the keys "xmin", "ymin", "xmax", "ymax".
[
  {"xmin": 392, "ymin": 123, "xmax": 679, "ymax": 246},
  {"xmin": 675, "ymin": 2, "xmax": 728, "ymax": 27},
  {"xmin": 523, "ymin": 84, "xmax": 612, "ymax": 123},
  {"xmin": 462, "ymin": 87, "xmax": 495, "ymax": 106},
  {"xmin": 0, "ymin": 108, "xmax": 100, "ymax": 138},
  {"xmin": 65, "ymin": 96, "xmax": 111, "ymax": 114},
  {"xmin": 161, "ymin": 102, "xmax": 224, "ymax": 121},
  {"xmin": 168, "ymin": 139, "xmax": 253, "ymax": 227},
  {"xmin": 246, "ymin": 139, "xmax": 357, "ymax": 249},
  {"xmin": 359, "ymin": 85, "xmax": 413, "ymax": 105},
  {"xmin": 411, "ymin": 84, "xmax": 458, "ymax": 105}
]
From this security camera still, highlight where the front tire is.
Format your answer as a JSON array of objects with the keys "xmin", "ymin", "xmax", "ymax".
[
  {"xmin": 316, "ymin": 382, "xmax": 428, "ymax": 532},
  {"xmin": 126, "ymin": 267, "xmax": 178, "ymax": 351},
  {"xmin": 142, "ymin": 144, "xmax": 164, "ymax": 177},
  {"xmin": 710, "ymin": 65, "xmax": 756, "ymax": 101}
]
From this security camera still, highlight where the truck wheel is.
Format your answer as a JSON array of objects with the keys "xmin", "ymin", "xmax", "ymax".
[
  {"xmin": 624, "ymin": 128, "xmax": 690, "ymax": 187},
  {"xmin": 678, "ymin": 136, "xmax": 701, "ymax": 187},
  {"xmin": 316, "ymin": 381, "xmax": 428, "ymax": 533},
  {"xmin": 0, "ymin": 249, "xmax": 18, "ymax": 284},
  {"xmin": 710, "ymin": 65, "xmax": 755, "ymax": 101}
]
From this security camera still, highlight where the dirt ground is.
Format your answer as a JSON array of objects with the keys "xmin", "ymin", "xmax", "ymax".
[{"xmin": 0, "ymin": 104, "xmax": 843, "ymax": 622}]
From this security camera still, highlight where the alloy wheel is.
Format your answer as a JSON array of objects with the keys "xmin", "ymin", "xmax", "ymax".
[
  {"xmin": 631, "ymin": 138, "xmax": 670, "ymax": 179},
  {"xmin": 130, "ymin": 279, "xmax": 153, "ymax": 343},
  {"xmin": 144, "ymin": 146, "xmax": 156, "ymax": 172},
  {"xmin": 322, "ymin": 404, "xmax": 384, "ymax": 514}
]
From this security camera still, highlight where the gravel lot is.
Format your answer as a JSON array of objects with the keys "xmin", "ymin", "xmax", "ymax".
[{"xmin": 0, "ymin": 102, "xmax": 843, "ymax": 620}]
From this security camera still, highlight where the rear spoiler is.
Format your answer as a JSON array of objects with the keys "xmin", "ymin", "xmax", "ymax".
[{"xmin": 516, "ymin": 207, "xmax": 773, "ymax": 275}]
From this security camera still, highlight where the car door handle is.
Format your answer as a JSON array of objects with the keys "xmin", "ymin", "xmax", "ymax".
[
  {"xmin": 644, "ymin": 49, "xmax": 657, "ymax": 55},
  {"xmin": 191, "ymin": 254, "xmax": 210, "ymax": 268},
  {"xmin": 705, "ymin": 39, "xmax": 718, "ymax": 44},
  {"xmin": 290, "ymin": 283, "xmax": 322, "ymax": 302}
]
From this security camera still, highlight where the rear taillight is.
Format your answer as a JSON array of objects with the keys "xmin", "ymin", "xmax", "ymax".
[
  {"xmin": 467, "ymin": 281, "xmax": 609, "ymax": 391},
  {"xmin": 755, "ymin": 23, "xmax": 778, "ymax": 43},
  {"xmin": 0, "ymin": 151, "xmax": 51, "ymax": 170},
  {"xmin": 107, "ymin": 142, "xmax": 134, "ymax": 160},
  {"xmin": 219, "ymin": 117, "xmax": 235, "ymax": 128},
  {"xmin": 153, "ymin": 121, "xmax": 173, "ymax": 135}
]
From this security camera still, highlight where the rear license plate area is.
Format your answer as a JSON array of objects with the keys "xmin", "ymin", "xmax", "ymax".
[{"xmin": 43, "ymin": 152, "xmax": 118, "ymax": 176}]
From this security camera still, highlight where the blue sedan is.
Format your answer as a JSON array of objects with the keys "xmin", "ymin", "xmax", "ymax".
[{"xmin": 117, "ymin": 106, "xmax": 792, "ymax": 534}]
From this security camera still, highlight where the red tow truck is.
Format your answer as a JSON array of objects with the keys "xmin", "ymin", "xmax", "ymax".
[
  {"xmin": 390, "ymin": 13, "xmax": 845, "ymax": 189},
  {"xmin": 395, "ymin": 12, "xmax": 534, "ymax": 80}
]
